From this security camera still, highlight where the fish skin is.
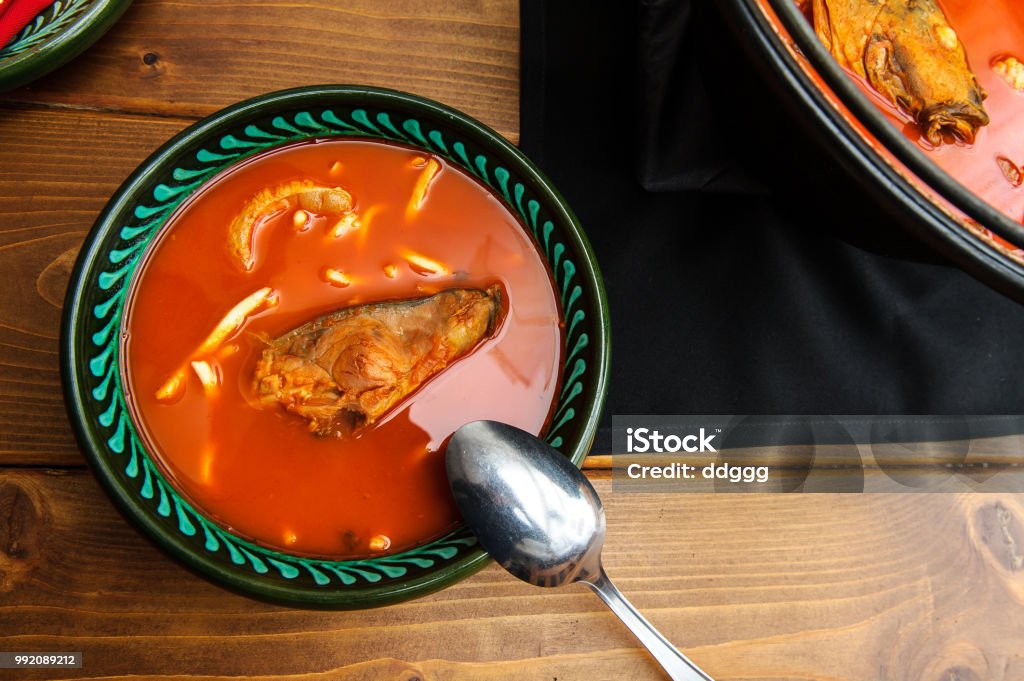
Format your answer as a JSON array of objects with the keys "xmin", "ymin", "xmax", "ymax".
[
  {"xmin": 812, "ymin": 0, "xmax": 989, "ymax": 145},
  {"xmin": 253, "ymin": 287, "xmax": 502, "ymax": 436}
]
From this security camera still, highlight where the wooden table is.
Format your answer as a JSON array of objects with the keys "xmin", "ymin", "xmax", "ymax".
[{"xmin": 2, "ymin": 2, "xmax": 1023, "ymax": 679}]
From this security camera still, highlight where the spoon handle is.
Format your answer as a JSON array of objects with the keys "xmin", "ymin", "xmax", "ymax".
[{"xmin": 584, "ymin": 566, "xmax": 714, "ymax": 681}]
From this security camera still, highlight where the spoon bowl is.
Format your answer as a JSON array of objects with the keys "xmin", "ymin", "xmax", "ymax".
[
  {"xmin": 446, "ymin": 420, "xmax": 714, "ymax": 681},
  {"xmin": 446, "ymin": 419, "xmax": 605, "ymax": 587}
]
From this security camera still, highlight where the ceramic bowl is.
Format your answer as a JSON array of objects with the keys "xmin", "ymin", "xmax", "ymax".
[
  {"xmin": 61, "ymin": 85, "xmax": 610, "ymax": 608},
  {"xmin": 0, "ymin": 0, "xmax": 133, "ymax": 92}
]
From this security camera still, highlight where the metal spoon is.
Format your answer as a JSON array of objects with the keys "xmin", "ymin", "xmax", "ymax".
[{"xmin": 445, "ymin": 420, "xmax": 714, "ymax": 681}]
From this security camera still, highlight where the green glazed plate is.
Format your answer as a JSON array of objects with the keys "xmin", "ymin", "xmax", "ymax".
[
  {"xmin": 61, "ymin": 85, "xmax": 610, "ymax": 608},
  {"xmin": 0, "ymin": 0, "xmax": 133, "ymax": 92}
]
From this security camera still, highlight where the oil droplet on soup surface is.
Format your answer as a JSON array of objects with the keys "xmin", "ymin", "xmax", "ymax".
[{"xmin": 122, "ymin": 139, "xmax": 563, "ymax": 558}]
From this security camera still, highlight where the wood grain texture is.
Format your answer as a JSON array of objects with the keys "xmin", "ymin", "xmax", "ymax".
[
  {"xmin": 1, "ymin": 2, "xmax": 1022, "ymax": 679},
  {"xmin": 2, "ymin": 471, "xmax": 1024, "ymax": 680},
  {"xmin": 0, "ymin": 108, "xmax": 193, "ymax": 466},
  {"xmin": 594, "ymin": 436, "xmax": 1024, "ymax": 492},
  {"xmin": 1, "ymin": 0, "xmax": 520, "ymax": 141}
]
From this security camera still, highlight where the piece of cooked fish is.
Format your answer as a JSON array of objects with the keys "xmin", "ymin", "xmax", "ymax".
[
  {"xmin": 811, "ymin": 0, "xmax": 989, "ymax": 144},
  {"xmin": 253, "ymin": 287, "xmax": 502, "ymax": 436}
]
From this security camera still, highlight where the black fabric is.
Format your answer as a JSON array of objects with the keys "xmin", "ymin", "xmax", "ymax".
[{"xmin": 520, "ymin": 0, "xmax": 1024, "ymax": 453}]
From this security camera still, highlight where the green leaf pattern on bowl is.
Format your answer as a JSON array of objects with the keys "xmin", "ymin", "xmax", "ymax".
[
  {"xmin": 0, "ymin": 0, "xmax": 93, "ymax": 58},
  {"xmin": 84, "ymin": 107, "xmax": 588, "ymax": 587}
]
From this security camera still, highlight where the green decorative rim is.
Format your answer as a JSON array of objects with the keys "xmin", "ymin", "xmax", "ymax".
[
  {"xmin": 0, "ymin": 0, "xmax": 134, "ymax": 93},
  {"xmin": 61, "ymin": 85, "xmax": 610, "ymax": 608}
]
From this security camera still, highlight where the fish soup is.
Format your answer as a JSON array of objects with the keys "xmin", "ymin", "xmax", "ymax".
[
  {"xmin": 918, "ymin": 0, "xmax": 1024, "ymax": 227},
  {"xmin": 122, "ymin": 139, "xmax": 563, "ymax": 559},
  {"xmin": 802, "ymin": 0, "xmax": 1024, "ymax": 229}
]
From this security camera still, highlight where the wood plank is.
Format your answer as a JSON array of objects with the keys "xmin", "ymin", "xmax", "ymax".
[
  {"xmin": 2, "ymin": 470, "xmax": 1023, "ymax": 680},
  {"xmin": 0, "ymin": 108, "xmax": 194, "ymax": 466},
  {"xmin": 589, "ymin": 436, "xmax": 1024, "ymax": 491},
  {"xmin": 1, "ymin": 0, "xmax": 520, "ymax": 142}
]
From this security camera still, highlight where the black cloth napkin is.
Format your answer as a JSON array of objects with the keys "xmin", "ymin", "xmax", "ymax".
[{"xmin": 520, "ymin": 0, "xmax": 1024, "ymax": 453}]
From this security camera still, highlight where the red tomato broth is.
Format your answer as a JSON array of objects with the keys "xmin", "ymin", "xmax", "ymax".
[
  {"xmin": 915, "ymin": 0, "xmax": 1024, "ymax": 226},
  {"xmin": 122, "ymin": 139, "xmax": 563, "ymax": 558}
]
